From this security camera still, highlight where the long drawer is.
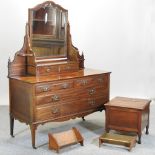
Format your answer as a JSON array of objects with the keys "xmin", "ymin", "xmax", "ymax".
[
  {"xmin": 35, "ymin": 96, "xmax": 108, "ymax": 121},
  {"xmin": 35, "ymin": 86, "xmax": 108, "ymax": 105}
]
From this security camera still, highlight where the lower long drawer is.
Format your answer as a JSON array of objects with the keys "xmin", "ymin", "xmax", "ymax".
[{"xmin": 35, "ymin": 96, "xmax": 108, "ymax": 122}]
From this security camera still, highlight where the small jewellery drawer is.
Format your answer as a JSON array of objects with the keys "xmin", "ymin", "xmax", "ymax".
[
  {"xmin": 35, "ymin": 81, "xmax": 73, "ymax": 94},
  {"xmin": 36, "ymin": 105, "xmax": 61, "ymax": 121},
  {"xmin": 59, "ymin": 63, "xmax": 79, "ymax": 72},
  {"xmin": 37, "ymin": 66, "xmax": 59, "ymax": 75}
]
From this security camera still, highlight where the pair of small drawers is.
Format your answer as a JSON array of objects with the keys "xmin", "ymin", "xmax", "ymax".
[
  {"xmin": 37, "ymin": 63, "xmax": 79, "ymax": 75},
  {"xmin": 35, "ymin": 74, "xmax": 109, "ymax": 121}
]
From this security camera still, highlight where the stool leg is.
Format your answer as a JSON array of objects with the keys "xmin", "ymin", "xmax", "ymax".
[
  {"xmin": 99, "ymin": 139, "xmax": 101, "ymax": 147},
  {"xmin": 82, "ymin": 117, "xmax": 85, "ymax": 121},
  {"xmin": 138, "ymin": 134, "xmax": 141, "ymax": 144}
]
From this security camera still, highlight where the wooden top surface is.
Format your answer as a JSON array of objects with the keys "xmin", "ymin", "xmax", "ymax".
[
  {"xmin": 105, "ymin": 96, "xmax": 151, "ymax": 110},
  {"xmin": 10, "ymin": 68, "xmax": 110, "ymax": 84}
]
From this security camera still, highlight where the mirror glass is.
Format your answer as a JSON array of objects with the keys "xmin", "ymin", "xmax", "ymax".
[
  {"xmin": 30, "ymin": 4, "xmax": 67, "ymax": 58},
  {"xmin": 32, "ymin": 6, "xmax": 56, "ymax": 36}
]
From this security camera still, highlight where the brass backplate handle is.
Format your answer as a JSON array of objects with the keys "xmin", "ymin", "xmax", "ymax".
[
  {"xmin": 52, "ymin": 95, "xmax": 60, "ymax": 101},
  {"xmin": 88, "ymin": 88, "xmax": 95, "ymax": 95},
  {"xmin": 42, "ymin": 86, "xmax": 50, "ymax": 92},
  {"xmin": 51, "ymin": 108, "xmax": 59, "ymax": 114}
]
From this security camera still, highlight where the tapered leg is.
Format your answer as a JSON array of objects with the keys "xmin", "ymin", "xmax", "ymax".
[
  {"xmin": 30, "ymin": 125, "xmax": 37, "ymax": 149},
  {"xmin": 82, "ymin": 117, "xmax": 85, "ymax": 121},
  {"xmin": 10, "ymin": 114, "xmax": 14, "ymax": 137},
  {"xmin": 146, "ymin": 125, "xmax": 149, "ymax": 135}
]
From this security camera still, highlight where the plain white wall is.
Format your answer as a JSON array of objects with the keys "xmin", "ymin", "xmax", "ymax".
[{"xmin": 0, "ymin": 0, "xmax": 155, "ymax": 105}]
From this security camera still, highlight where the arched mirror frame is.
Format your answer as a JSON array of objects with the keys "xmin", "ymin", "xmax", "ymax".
[{"xmin": 28, "ymin": 1, "xmax": 68, "ymax": 60}]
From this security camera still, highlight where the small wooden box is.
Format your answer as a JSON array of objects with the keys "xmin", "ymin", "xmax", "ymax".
[
  {"xmin": 48, "ymin": 127, "xmax": 84, "ymax": 153},
  {"xmin": 99, "ymin": 133, "xmax": 136, "ymax": 151}
]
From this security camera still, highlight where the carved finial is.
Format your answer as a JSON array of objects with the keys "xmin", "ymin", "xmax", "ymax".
[
  {"xmin": 78, "ymin": 51, "xmax": 85, "ymax": 69},
  {"xmin": 81, "ymin": 52, "xmax": 84, "ymax": 57}
]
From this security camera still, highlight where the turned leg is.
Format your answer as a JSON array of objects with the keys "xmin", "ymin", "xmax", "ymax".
[
  {"xmin": 82, "ymin": 117, "xmax": 85, "ymax": 121},
  {"xmin": 30, "ymin": 125, "xmax": 37, "ymax": 149},
  {"xmin": 10, "ymin": 114, "xmax": 14, "ymax": 137},
  {"xmin": 138, "ymin": 134, "xmax": 141, "ymax": 144}
]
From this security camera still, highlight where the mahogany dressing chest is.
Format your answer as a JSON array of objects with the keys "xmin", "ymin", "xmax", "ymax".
[{"xmin": 8, "ymin": 1, "xmax": 111, "ymax": 148}]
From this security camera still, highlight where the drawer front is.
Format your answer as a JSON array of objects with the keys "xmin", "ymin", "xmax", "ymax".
[
  {"xmin": 74, "ymin": 74, "xmax": 108, "ymax": 88},
  {"xmin": 59, "ymin": 63, "xmax": 79, "ymax": 73},
  {"xmin": 36, "ymin": 86, "xmax": 108, "ymax": 105},
  {"xmin": 36, "ymin": 89, "xmax": 77, "ymax": 105},
  {"xmin": 85, "ymin": 96, "xmax": 109, "ymax": 109},
  {"xmin": 37, "ymin": 66, "xmax": 59, "ymax": 75},
  {"xmin": 35, "ymin": 96, "xmax": 108, "ymax": 122},
  {"xmin": 76, "ymin": 86, "xmax": 109, "ymax": 99},
  {"xmin": 35, "ymin": 81, "xmax": 73, "ymax": 94},
  {"xmin": 36, "ymin": 105, "xmax": 61, "ymax": 121}
]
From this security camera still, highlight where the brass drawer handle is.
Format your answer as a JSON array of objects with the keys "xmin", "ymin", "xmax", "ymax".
[
  {"xmin": 51, "ymin": 108, "xmax": 59, "ymax": 114},
  {"xmin": 66, "ymin": 66, "xmax": 71, "ymax": 70},
  {"xmin": 81, "ymin": 80, "xmax": 88, "ymax": 85},
  {"xmin": 77, "ymin": 79, "xmax": 88, "ymax": 85},
  {"xmin": 42, "ymin": 86, "xmax": 50, "ymax": 92},
  {"xmin": 61, "ymin": 83, "xmax": 69, "ymax": 89},
  {"xmin": 88, "ymin": 88, "xmax": 95, "ymax": 95},
  {"xmin": 88, "ymin": 100, "xmax": 95, "ymax": 105},
  {"xmin": 52, "ymin": 95, "xmax": 60, "ymax": 102}
]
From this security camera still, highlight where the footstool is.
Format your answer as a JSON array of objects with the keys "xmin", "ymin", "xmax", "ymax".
[
  {"xmin": 105, "ymin": 97, "xmax": 151, "ymax": 144},
  {"xmin": 99, "ymin": 133, "xmax": 136, "ymax": 151}
]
